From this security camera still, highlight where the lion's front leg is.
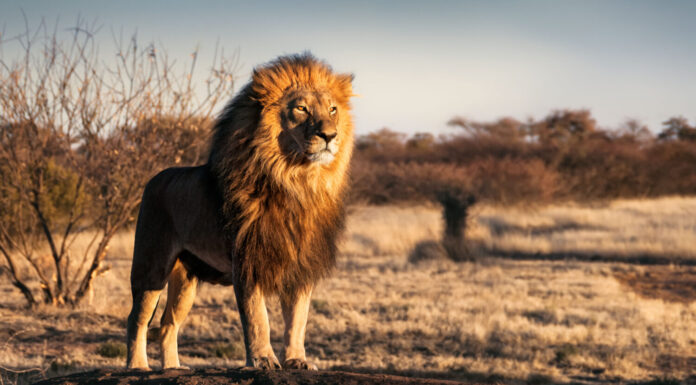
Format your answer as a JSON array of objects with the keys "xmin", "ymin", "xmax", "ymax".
[
  {"xmin": 280, "ymin": 285, "xmax": 317, "ymax": 370},
  {"xmin": 234, "ymin": 282, "xmax": 280, "ymax": 369}
]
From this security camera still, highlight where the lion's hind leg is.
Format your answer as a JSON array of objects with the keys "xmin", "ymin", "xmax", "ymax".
[
  {"xmin": 127, "ymin": 289, "xmax": 163, "ymax": 370},
  {"xmin": 160, "ymin": 258, "xmax": 198, "ymax": 369},
  {"xmin": 127, "ymin": 185, "xmax": 180, "ymax": 370}
]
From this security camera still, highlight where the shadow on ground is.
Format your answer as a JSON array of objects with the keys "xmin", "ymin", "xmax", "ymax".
[
  {"xmin": 480, "ymin": 249, "xmax": 696, "ymax": 304},
  {"xmin": 482, "ymin": 248, "xmax": 696, "ymax": 267},
  {"xmin": 31, "ymin": 368, "xmax": 467, "ymax": 385},
  {"xmin": 24, "ymin": 368, "xmax": 696, "ymax": 385}
]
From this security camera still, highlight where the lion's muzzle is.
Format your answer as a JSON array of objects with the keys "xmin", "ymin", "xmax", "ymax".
[{"xmin": 306, "ymin": 121, "xmax": 339, "ymax": 164}]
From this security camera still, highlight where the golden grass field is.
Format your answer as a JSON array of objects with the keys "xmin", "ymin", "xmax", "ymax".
[{"xmin": 2, "ymin": 196, "xmax": 696, "ymax": 384}]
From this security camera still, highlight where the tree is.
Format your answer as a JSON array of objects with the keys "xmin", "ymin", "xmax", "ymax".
[
  {"xmin": 531, "ymin": 109, "xmax": 597, "ymax": 145},
  {"xmin": 616, "ymin": 119, "xmax": 653, "ymax": 144},
  {"xmin": 355, "ymin": 127, "xmax": 406, "ymax": 151},
  {"xmin": 448, "ymin": 116, "xmax": 526, "ymax": 141},
  {"xmin": 0, "ymin": 19, "xmax": 236, "ymax": 306},
  {"xmin": 406, "ymin": 132, "xmax": 435, "ymax": 150},
  {"xmin": 658, "ymin": 117, "xmax": 696, "ymax": 142}
]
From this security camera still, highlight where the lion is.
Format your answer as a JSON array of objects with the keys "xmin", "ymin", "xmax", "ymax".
[{"xmin": 126, "ymin": 53, "xmax": 354, "ymax": 371}]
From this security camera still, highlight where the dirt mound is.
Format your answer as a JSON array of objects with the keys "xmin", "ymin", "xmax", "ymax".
[{"xmin": 33, "ymin": 368, "xmax": 467, "ymax": 385}]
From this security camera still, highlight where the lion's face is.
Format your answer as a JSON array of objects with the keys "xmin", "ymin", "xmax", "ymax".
[{"xmin": 278, "ymin": 88, "xmax": 342, "ymax": 165}]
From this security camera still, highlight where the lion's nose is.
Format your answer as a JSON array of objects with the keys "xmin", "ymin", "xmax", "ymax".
[
  {"xmin": 317, "ymin": 130, "xmax": 337, "ymax": 144},
  {"xmin": 312, "ymin": 120, "xmax": 337, "ymax": 144}
]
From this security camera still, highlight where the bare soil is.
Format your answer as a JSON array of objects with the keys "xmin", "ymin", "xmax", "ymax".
[
  {"xmin": 32, "ymin": 368, "xmax": 467, "ymax": 385},
  {"xmin": 613, "ymin": 265, "xmax": 696, "ymax": 304}
]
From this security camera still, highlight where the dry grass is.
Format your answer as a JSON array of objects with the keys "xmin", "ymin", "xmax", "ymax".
[
  {"xmin": 2, "ymin": 197, "xmax": 696, "ymax": 384},
  {"xmin": 469, "ymin": 196, "xmax": 696, "ymax": 261}
]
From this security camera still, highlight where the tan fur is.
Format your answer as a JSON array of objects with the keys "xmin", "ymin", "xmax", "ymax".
[
  {"xmin": 160, "ymin": 260, "xmax": 198, "ymax": 369},
  {"xmin": 280, "ymin": 287, "xmax": 315, "ymax": 369},
  {"xmin": 127, "ymin": 290, "xmax": 162, "ymax": 370},
  {"xmin": 126, "ymin": 53, "xmax": 354, "ymax": 370}
]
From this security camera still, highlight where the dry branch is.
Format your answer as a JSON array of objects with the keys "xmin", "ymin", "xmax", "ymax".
[{"xmin": 0, "ymin": 18, "xmax": 236, "ymax": 307}]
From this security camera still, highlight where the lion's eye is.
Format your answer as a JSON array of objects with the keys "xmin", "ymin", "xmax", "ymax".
[
  {"xmin": 329, "ymin": 106, "xmax": 337, "ymax": 115},
  {"xmin": 296, "ymin": 106, "xmax": 307, "ymax": 112}
]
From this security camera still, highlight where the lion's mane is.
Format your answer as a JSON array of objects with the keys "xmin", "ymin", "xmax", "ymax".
[{"xmin": 207, "ymin": 53, "xmax": 354, "ymax": 294}]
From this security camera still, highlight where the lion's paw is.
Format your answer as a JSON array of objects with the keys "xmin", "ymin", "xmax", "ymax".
[
  {"xmin": 249, "ymin": 356, "xmax": 281, "ymax": 370},
  {"xmin": 283, "ymin": 358, "xmax": 318, "ymax": 370}
]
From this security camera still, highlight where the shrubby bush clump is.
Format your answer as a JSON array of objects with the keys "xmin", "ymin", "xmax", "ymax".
[{"xmin": 350, "ymin": 111, "xmax": 696, "ymax": 205}]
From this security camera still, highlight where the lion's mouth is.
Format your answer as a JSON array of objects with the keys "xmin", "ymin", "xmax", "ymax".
[{"xmin": 307, "ymin": 149, "xmax": 335, "ymax": 165}]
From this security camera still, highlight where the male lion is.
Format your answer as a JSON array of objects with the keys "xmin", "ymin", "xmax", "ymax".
[{"xmin": 126, "ymin": 53, "xmax": 354, "ymax": 370}]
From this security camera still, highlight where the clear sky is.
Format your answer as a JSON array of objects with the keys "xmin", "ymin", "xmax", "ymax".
[{"xmin": 1, "ymin": 0, "xmax": 695, "ymax": 135}]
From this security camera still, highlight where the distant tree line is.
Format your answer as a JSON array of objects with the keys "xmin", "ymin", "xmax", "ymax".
[{"xmin": 350, "ymin": 111, "xmax": 696, "ymax": 204}]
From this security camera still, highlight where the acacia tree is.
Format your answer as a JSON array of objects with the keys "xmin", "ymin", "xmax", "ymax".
[
  {"xmin": 658, "ymin": 117, "xmax": 696, "ymax": 142},
  {"xmin": 0, "ymin": 19, "xmax": 236, "ymax": 306},
  {"xmin": 447, "ymin": 116, "xmax": 527, "ymax": 142}
]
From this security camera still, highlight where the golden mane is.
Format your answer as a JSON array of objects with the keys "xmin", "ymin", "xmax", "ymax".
[{"xmin": 208, "ymin": 53, "xmax": 354, "ymax": 293}]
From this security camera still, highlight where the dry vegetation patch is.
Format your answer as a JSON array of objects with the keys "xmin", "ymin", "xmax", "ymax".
[
  {"xmin": 613, "ymin": 266, "xmax": 696, "ymax": 304},
  {"xmin": 469, "ymin": 196, "xmax": 696, "ymax": 262},
  {"xmin": 2, "ymin": 198, "xmax": 696, "ymax": 384}
]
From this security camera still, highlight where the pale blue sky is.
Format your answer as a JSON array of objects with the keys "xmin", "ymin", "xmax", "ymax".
[{"xmin": 1, "ymin": 0, "xmax": 695, "ymax": 134}]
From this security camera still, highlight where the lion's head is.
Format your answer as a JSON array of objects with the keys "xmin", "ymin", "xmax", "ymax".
[
  {"xmin": 277, "ymin": 87, "xmax": 341, "ymax": 165},
  {"xmin": 208, "ymin": 53, "xmax": 355, "ymax": 293},
  {"xmin": 250, "ymin": 54, "xmax": 353, "ymax": 170},
  {"xmin": 210, "ymin": 53, "xmax": 354, "ymax": 189}
]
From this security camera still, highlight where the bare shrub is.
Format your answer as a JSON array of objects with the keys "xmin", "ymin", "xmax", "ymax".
[{"xmin": 0, "ymin": 19, "xmax": 235, "ymax": 306}]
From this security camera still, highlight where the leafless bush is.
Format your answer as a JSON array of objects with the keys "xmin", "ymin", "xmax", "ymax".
[{"xmin": 0, "ymin": 19, "xmax": 236, "ymax": 306}]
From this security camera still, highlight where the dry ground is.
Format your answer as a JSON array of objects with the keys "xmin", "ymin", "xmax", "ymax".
[
  {"xmin": 32, "ymin": 367, "xmax": 467, "ymax": 385},
  {"xmin": 2, "ymin": 196, "xmax": 696, "ymax": 384}
]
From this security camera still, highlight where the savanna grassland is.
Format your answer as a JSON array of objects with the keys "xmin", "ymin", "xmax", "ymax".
[
  {"xmin": 4, "ymin": 19, "xmax": 696, "ymax": 385},
  {"xmin": 2, "ymin": 197, "xmax": 696, "ymax": 385}
]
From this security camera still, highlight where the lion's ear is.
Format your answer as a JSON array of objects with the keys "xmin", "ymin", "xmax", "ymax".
[{"xmin": 335, "ymin": 73, "xmax": 355, "ymax": 100}]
